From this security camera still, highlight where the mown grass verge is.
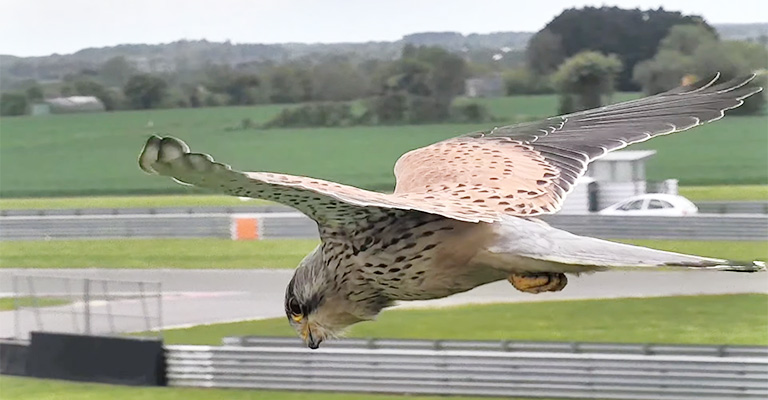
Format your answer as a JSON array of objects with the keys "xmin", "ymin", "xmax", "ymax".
[
  {"xmin": 155, "ymin": 294, "xmax": 768, "ymax": 345},
  {"xmin": 0, "ymin": 239, "xmax": 764, "ymax": 269}
]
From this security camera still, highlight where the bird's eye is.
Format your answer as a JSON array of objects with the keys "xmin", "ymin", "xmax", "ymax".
[{"xmin": 288, "ymin": 298, "xmax": 303, "ymax": 316}]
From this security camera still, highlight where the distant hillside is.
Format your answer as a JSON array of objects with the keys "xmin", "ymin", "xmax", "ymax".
[
  {"xmin": 1, "ymin": 23, "xmax": 764, "ymax": 87},
  {"xmin": 713, "ymin": 23, "xmax": 768, "ymax": 41},
  {"xmin": 0, "ymin": 32, "xmax": 532, "ymax": 86},
  {"xmin": 402, "ymin": 31, "xmax": 532, "ymax": 50}
]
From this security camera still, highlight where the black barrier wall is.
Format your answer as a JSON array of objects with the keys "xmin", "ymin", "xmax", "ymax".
[
  {"xmin": 0, "ymin": 340, "xmax": 29, "ymax": 376},
  {"xmin": 25, "ymin": 332, "xmax": 166, "ymax": 386}
]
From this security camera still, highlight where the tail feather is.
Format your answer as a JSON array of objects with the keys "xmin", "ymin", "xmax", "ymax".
[
  {"xmin": 488, "ymin": 216, "xmax": 766, "ymax": 273},
  {"xmin": 664, "ymin": 259, "xmax": 765, "ymax": 273}
]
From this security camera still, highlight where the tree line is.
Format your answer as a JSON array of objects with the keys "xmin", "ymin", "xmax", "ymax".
[
  {"xmin": 2, "ymin": 45, "xmax": 486, "ymax": 125},
  {"xmin": 508, "ymin": 7, "xmax": 767, "ymax": 114},
  {"xmin": 2, "ymin": 6, "xmax": 765, "ymax": 119}
]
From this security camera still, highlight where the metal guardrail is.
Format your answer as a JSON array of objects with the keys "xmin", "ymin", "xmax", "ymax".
[
  {"xmin": 0, "ymin": 205, "xmax": 294, "ymax": 217},
  {"xmin": 1, "ymin": 212, "xmax": 765, "ymax": 241},
  {"xmin": 540, "ymin": 214, "xmax": 768, "ymax": 241},
  {"xmin": 166, "ymin": 341, "xmax": 768, "ymax": 400},
  {"xmin": 695, "ymin": 201, "xmax": 768, "ymax": 215},
  {"xmin": 221, "ymin": 336, "xmax": 768, "ymax": 358},
  {"xmin": 0, "ymin": 213, "xmax": 232, "ymax": 240}
]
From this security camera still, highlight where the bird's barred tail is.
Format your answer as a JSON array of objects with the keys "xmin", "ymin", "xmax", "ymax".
[
  {"xmin": 545, "ymin": 235, "xmax": 766, "ymax": 272},
  {"xmin": 490, "ymin": 216, "xmax": 766, "ymax": 273},
  {"xmin": 663, "ymin": 259, "xmax": 765, "ymax": 273}
]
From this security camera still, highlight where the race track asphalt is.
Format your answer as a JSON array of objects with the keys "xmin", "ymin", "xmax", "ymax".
[{"xmin": 1, "ymin": 268, "xmax": 766, "ymax": 340}]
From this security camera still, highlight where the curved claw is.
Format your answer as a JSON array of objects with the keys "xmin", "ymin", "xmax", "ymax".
[{"xmin": 508, "ymin": 273, "xmax": 567, "ymax": 294}]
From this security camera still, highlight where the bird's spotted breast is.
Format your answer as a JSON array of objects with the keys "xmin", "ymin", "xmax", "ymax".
[{"xmin": 320, "ymin": 212, "xmax": 493, "ymax": 301}]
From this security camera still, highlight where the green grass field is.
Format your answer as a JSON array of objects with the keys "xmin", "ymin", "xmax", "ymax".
[
  {"xmin": 1, "ymin": 94, "xmax": 765, "ymax": 198},
  {"xmin": 0, "ymin": 239, "xmax": 318, "ymax": 269},
  {"xmin": 0, "ymin": 376, "xmax": 530, "ymax": 400},
  {"xmin": 630, "ymin": 116, "xmax": 768, "ymax": 185},
  {"xmin": 0, "ymin": 195, "xmax": 270, "ymax": 209},
  {"xmin": 1, "ymin": 239, "xmax": 765, "ymax": 269},
  {"xmin": 0, "ymin": 297, "xmax": 70, "ymax": 311},
  {"xmin": 155, "ymin": 294, "xmax": 768, "ymax": 345},
  {"xmin": 458, "ymin": 92, "xmax": 640, "ymax": 120},
  {"xmin": 679, "ymin": 185, "xmax": 768, "ymax": 201}
]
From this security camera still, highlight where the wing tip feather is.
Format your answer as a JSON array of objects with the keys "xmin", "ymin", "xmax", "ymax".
[
  {"xmin": 685, "ymin": 72, "xmax": 720, "ymax": 94},
  {"xmin": 139, "ymin": 135, "xmax": 192, "ymax": 175},
  {"xmin": 138, "ymin": 135, "xmax": 162, "ymax": 174}
]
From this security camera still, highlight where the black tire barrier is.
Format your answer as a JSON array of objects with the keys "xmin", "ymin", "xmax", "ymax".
[
  {"xmin": 0, "ymin": 340, "xmax": 29, "ymax": 376},
  {"xmin": 25, "ymin": 332, "xmax": 166, "ymax": 386}
]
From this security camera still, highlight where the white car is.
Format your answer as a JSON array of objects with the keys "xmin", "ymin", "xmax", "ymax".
[{"xmin": 598, "ymin": 194, "xmax": 698, "ymax": 216}]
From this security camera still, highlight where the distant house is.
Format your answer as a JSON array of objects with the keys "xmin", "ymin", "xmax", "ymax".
[
  {"xmin": 130, "ymin": 56, "xmax": 175, "ymax": 73},
  {"xmin": 465, "ymin": 76, "xmax": 505, "ymax": 98},
  {"xmin": 559, "ymin": 150, "xmax": 678, "ymax": 214},
  {"xmin": 30, "ymin": 103, "xmax": 51, "ymax": 116},
  {"xmin": 558, "ymin": 176, "xmax": 598, "ymax": 214},
  {"xmin": 37, "ymin": 96, "xmax": 106, "ymax": 114}
]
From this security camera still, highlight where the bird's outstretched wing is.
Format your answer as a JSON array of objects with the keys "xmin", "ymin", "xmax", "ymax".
[
  {"xmin": 140, "ymin": 74, "xmax": 761, "ymax": 226},
  {"xmin": 138, "ymin": 136, "xmax": 499, "ymax": 226},
  {"xmin": 394, "ymin": 74, "xmax": 761, "ymax": 216}
]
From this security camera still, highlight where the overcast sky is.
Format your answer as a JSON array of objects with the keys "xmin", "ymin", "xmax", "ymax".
[{"xmin": 2, "ymin": 0, "xmax": 766, "ymax": 57}]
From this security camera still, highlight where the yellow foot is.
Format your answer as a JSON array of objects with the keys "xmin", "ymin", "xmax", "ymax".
[{"xmin": 508, "ymin": 273, "xmax": 567, "ymax": 294}]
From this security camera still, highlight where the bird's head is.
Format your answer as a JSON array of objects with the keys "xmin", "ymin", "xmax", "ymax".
[{"xmin": 284, "ymin": 245, "xmax": 387, "ymax": 349}]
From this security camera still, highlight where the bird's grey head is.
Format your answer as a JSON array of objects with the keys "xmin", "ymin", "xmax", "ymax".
[{"xmin": 284, "ymin": 245, "xmax": 387, "ymax": 349}]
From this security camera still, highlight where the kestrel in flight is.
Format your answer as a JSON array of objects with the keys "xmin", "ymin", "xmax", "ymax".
[{"xmin": 139, "ymin": 74, "xmax": 764, "ymax": 348}]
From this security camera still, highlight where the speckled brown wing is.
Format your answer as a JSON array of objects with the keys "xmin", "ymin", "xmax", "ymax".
[
  {"xmin": 394, "ymin": 74, "xmax": 761, "ymax": 216},
  {"xmin": 394, "ymin": 138, "xmax": 562, "ymax": 216},
  {"xmin": 139, "ymin": 136, "xmax": 500, "ymax": 225}
]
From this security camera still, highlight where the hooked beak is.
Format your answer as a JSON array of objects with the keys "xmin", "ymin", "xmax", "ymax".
[
  {"xmin": 301, "ymin": 321, "xmax": 323, "ymax": 349},
  {"xmin": 307, "ymin": 329, "xmax": 322, "ymax": 349}
]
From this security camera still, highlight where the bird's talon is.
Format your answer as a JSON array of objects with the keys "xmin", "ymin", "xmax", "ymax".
[{"xmin": 508, "ymin": 273, "xmax": 567, "ymax": 293}]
